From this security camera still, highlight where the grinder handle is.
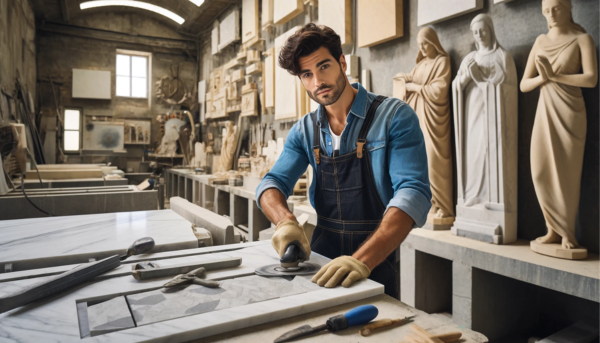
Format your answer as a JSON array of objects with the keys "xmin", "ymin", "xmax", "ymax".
[{"xmin": 280, "ymin": 244, "xmax": 300, "ymax": 265}]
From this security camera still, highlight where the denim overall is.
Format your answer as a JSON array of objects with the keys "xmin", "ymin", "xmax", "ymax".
[{"xmin": 310, "ymin": 95, "xmax": 398, "ymax": 298}]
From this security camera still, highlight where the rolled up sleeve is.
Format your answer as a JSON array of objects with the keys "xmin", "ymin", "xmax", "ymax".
[
  {"xmin": 385, "ymin": 104, "xmax": 432, "ymax": 228},
  {"xmin": 256, "ymin": 122, "xmax": 309, "ymax": 210}
]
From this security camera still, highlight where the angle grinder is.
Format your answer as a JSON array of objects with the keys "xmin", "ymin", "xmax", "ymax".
[{"xmin": 255, "ymin": 243, "xmax": 320, "ymax": 277}]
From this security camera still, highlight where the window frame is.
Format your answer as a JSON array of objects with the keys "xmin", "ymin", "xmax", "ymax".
[
  {"xmin": 63, "ymin": 108, "xmax": 82, "ymax": 154},
  {"xmin": 115, "ymin": 49, "xmax": 152, "ymax": 105}
]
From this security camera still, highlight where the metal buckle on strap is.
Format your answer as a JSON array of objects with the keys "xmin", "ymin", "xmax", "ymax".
[
  {"xmin": 356, "ymin": 139, "xmax": 366, "ymax": 158},
  {"xmin": 314, "ymin": 148, "xmax": 320, "ymax": 164}
]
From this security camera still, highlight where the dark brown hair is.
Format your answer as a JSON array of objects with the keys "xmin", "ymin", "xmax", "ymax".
[{"xmin": 278, "ymin": 23, "xmax": 343, "ymax": 76}]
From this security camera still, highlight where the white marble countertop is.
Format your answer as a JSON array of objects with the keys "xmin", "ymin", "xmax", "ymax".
[
  {"xmin": 0, "ymin": 210, "xmax": 199, "ymax": 272},
  {"xmin": 0, "ymin": 242, "xmax": 384, "ymax": 342}
]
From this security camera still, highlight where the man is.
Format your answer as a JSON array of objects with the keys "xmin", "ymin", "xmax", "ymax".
[{"xmin": 256, "ymin": 24, "xmax": 431, "ymax": 298}]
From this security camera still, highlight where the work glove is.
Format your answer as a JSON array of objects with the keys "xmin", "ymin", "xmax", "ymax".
[
  {"xmin": 311, "ymin": 256, "xmax": 371, "ymax": 288},
  {"xmin": 271, "ymin": 220, "xmax": 312, "ymax": 261}
]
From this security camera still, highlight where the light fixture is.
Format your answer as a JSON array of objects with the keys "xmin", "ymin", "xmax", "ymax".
[
  {"xmin": 80, "ymin": 1, "xmax": 185, "ymax": 25},
  {"xmin": 189, "ymin": 0, "xmax": 205, "ymax": 6}
]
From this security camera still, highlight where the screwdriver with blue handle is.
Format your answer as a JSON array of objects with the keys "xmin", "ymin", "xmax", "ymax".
[{"xmin": 274, "ymin": 305, "xmax": 378, "ymax": 342}]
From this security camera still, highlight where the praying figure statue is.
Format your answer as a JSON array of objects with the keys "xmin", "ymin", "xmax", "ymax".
[
  {"xmin": 396, "ymin": 27, "xmax": 454, "ymax": 230},
  {"xmin": 521, "ymin": 0, "xmax": 597, "ymax": 259},
  {"xmin": 451, "ymin": 14, "xmax": 519, "ymax": 244}
]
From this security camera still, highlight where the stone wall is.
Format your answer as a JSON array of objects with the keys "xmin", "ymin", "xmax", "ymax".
[
  {"xmin": 36, "ymin": 12, "xmax": 199, "ymax": 167},
  {"xmin": 0, "ymin": 0, "xmax": 36, "ymax": 102},
  {"xmin": 198, "ymin": 0, "xmax": 599, "ymax": 253}
]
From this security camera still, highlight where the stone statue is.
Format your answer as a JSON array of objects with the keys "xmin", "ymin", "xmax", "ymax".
[
  {"xmin": 521, "ymin": 0, "xmax": 597, "ymax": 259},
  {"xmin": 157, "ymin": 124, "xmax": 179, "ymax": 155},
  {"xmin": 220, "ymin": 121, "xmax": 238, "ymax": 172},
  {"xmin": 396, "ymin": 27, "xmax": 454, "ymax": 230},
  {"xmin": 450, "ymin": 14, "xmax": 519, "ymax": 244}
]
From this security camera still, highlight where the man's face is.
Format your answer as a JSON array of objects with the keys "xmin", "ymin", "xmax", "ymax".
[{"xmin": 298, "ymin": 46, "xmax": 348, "ymax": 106}]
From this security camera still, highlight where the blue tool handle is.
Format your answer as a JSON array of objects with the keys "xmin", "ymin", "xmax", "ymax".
[
  {"xmin": 326, "ymin": 305, "xmax": 378, "ymax": 332},
  {"xmin": 345, "ymin": 305, "xmax": 378, "ymax": 326}
]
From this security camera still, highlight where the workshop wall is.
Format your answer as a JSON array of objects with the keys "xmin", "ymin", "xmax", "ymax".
[
  {"xmin": 198, "ymin": 0, "xmax": 598, "ymax": 253},
  {"xmin": 0, "ymin": 0, "xmax": 36, "ymax": 101},
  {"xmin": 36, "ymin": 11, "xmax": 198, "ymax": 169}
]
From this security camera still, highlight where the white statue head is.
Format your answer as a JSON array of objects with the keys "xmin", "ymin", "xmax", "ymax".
[
  {"xmin": 470, "ymin": 14, "xmax": 499, "ymax": 51},
  {"xmin": 542, "ymin": 0, "xmax": 586, "ymax": 32},
  {"xmin": 416, "ymin": 27, "xmax": 448, "ymax": 63}
]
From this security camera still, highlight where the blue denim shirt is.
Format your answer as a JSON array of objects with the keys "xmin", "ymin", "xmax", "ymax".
[{"xmin": 256, "ymin": 83, "xmax": 432, "ymax": 227}]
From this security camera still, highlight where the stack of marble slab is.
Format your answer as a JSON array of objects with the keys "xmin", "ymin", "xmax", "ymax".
[{"xmin": 0, "ymin": 185, "xmax": 158, "ymax": 220}]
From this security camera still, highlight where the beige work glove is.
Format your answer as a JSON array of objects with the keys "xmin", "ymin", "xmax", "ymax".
[
  {"xmin": 311, "ymin": 256, "xmax": 371, "ymax": 288},
  {"xmin": 271, "ymin": 220, "xmax": 311, "ymax": 261}
]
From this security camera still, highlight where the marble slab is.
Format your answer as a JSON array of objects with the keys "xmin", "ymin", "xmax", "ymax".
[
  {"xmin": 87, "ymin": 296, "xmax": 135, "ymax": 336},
  {"xmin": 128, "ymin": 275, "xmax": 321, "ymax": 326},
  {"xmin": 0, "ymin": 210, "xmax": 199, "ymax": 272},
  {"xmin": 0, "ymin": 242, "xmax": 384, "ymax": 342}
]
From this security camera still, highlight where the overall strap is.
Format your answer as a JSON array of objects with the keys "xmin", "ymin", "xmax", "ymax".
[
  {"xmin": 357, "ymin": 95, "xmax": 387, "ymax": 158},
  {"xmin": 311, "ymin": 110, "xmax": 321, "ymax": 164}
]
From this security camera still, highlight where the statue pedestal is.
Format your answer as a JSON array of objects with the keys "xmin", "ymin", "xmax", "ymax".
[
  {"xmin": 451, "ymin": 203, "xmax": 516, "ymax": 245},
  {"xmin": 530, "ymin": 240, "xmax": 588, "ymax": 260},
  {"xmin": 424, "ymin": 214, "xmax": 455, "ymax": 230}
]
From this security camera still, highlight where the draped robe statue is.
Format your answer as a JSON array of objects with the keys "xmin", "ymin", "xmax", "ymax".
[
  {"xmin": 220, "ymin": 121, "xmax": 238, "ymax": 172},
  {"xmin": 521, "ymin": 0, "xmax": 597, "ymax": 259},
  {"xmin": 397, "ymin": 27, "xmax": 454, "ymax": 230},
  {"xmin": 451, "ymin": 14, "xmax": 518, "ymax": 244}
]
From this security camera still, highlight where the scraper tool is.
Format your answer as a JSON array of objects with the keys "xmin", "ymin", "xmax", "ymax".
[{"xmin": 274, "ymin": 305, "xmax": 379, "ymax": 342}]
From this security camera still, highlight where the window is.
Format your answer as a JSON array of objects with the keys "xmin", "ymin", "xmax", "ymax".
[
  {"xmin": 64, "ymin": 109, "xmax": 81, "ymax": 152},
  {"xmin": 116, "ymin": 51, "xmax": 150, "ymax": 98}
]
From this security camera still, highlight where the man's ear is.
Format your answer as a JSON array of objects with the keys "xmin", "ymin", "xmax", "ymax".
[{"xmin": 339, "ymin": 54, "xmax": 347, "ymax": 74}]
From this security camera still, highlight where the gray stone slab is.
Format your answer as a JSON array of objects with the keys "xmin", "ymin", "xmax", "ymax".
[
  {"xmin": 127, "ymin": 275, "xmax": 321, "ymax": 326},
  {"xmin": 402, "ymin": 230, "xmax": 599, "ymax": 302},
  {"xmin": 87, "ymin": 296, "xmax": 135, "ymax": 336},
  {"xmin": 0, "ymin": 187, "xmax": 157, "ymax": 220},
  {"xmin": 454, "ymin": 228, "xmax": 496, "ymax": 244}
]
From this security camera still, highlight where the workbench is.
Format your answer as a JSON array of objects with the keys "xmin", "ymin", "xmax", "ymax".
[
  {"xmin": 0, "ymin": 213, "xmax": 488, "ymax": 343},
  {"xmin": 164, "ymin": 169, "xmax": 600, "ymax": 341}
]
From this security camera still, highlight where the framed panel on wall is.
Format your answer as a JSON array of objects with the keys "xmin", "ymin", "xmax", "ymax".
[
  {"xmin": 242, "ymin": 0, "xmax": 260, "ymax": 45},
  {"xmin": 274, "ymin": 27, "xmax": 302, "ymax": 120},
  {"xmin": 418, "ymin": 0, "xmax": 483, "ymax": 26},
  {"xmin": 123, "ymin": 119, "xmax": 151, "ymax": 145},
  {"xmin": 357, "ymin": 0, "xmax": 403, "ymax": 48},
  {"xmin": 264, "ymin": 47, "xmax": 275, "ymax": 109},
  {"xmin": 83, "ymin": 121, "xmax": 125, "ymax": 151},
  {"xmin": 218, "ymin": 9, "xmax": 240, "ymax": 51},
  {"xmin": 262, "ymin": 0, "xmax": 274, "ymax": 31},
  {"xmin": 274, "ymin": 0, "xmax": 303, "ymax": 26},
  {"xmin": 319, "ymin": 0, "xmax": 352, "ymax": 46}
]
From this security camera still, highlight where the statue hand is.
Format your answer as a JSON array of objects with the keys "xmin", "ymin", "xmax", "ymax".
[
  {"xmin": 535, "ymin": 55, "xmax": 554, "ymax": 80},
  {"xmin": 405, "ymin": 82, "xmax": 420, "ymax": 93},
  {"xmin": 535, "ymin": 58, "xmax": 549, "ymax": 82}
]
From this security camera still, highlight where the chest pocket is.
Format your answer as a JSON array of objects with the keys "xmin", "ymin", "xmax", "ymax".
[
  {"xmin": 321, "ymin": 139, "xmax": 386, "ymax": 192},
  {"xmin": 322, "ymin": 163, "xmax": 362, "ymax": 191},
  {"xmin": 366, "ymin": 139, "xmax": 386, "ymax": 152}
]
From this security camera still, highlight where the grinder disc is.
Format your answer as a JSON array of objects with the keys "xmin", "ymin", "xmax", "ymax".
[{"xmin": 255, "ymin": 262, "xmax": 320, "ymax": 277}]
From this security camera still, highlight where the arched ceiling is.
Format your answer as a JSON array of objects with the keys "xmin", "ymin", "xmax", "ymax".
[{"xmin": 30, "ymin": 0, "xmax": 239, "ymax": 35}]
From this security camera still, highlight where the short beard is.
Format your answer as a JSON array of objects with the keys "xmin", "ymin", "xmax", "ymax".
[{"xmin": 307, "ymin": 66, "xmax": 348, "ymax": 106}]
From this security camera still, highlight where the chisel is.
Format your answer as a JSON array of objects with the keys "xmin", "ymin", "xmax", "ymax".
[{"xmin": 273, "ymin": 305, "xmax": 378, "ymax": 343}]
